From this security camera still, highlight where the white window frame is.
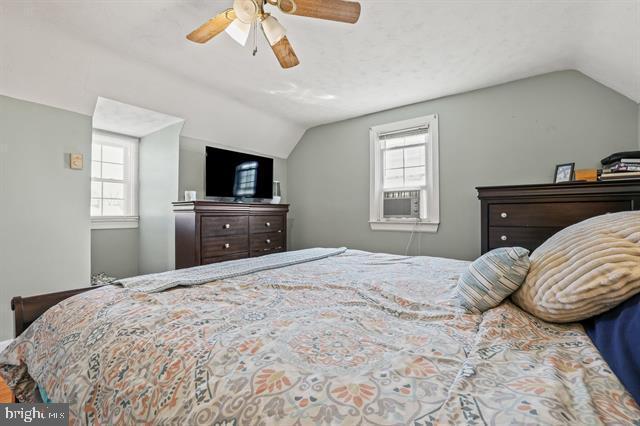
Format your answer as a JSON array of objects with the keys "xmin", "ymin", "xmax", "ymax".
[
  {"xmin": 90, "ymin": 130, "xmax": 139, "ymax": 229},
  {"xmin": 369, "ymin": 114, "xmax": 440, "ymax": 233}
]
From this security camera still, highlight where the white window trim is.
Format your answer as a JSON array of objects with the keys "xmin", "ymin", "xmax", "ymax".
[
  {"xmin": 90, "ymin": 129, "xmax": 140, "ymax": 230},
  {"xmin": 369, "ymin": 114, "xmax": 440, "ymax": 233},
  {"xmin": 91, "ymin": 216, "xmax": 139, "ymax": 229}
]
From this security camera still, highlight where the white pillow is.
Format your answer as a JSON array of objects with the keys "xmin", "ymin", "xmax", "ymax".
[{"xmin": 511, "ymin": 211, "xmax": 640, "ymax": 323}]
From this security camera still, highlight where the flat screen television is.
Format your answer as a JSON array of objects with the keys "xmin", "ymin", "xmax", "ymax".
[{"xmin": 205, "ymin": 146, "xmax": 274, "ymax": 200}]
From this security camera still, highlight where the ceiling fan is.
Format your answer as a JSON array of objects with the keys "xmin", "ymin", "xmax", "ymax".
[{"xmin": 186, "ymin": 0, "xmax": 361, "ymax": 69}]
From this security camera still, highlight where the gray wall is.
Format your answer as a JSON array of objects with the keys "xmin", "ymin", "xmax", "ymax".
[
  {"xmin": 139, "ymin": 122, "xmax": 183, "ymax": 274},
  {"xmin": 287, "ymin": 71, "xmax": 640, "ymax": 261},
  {"xmin": 91, "ymin": 228, "xmax": 139, "ymax": 279},
  {"xmin": 179, "ymin": 136, "xmax": 288, "ymax": 202},
  {"xmin": 0, "ymin": 95, "xmax": 92, "ymax": 339},
  {"xmin": 92, "ymin": 131, "xmax": 289, "ymax": 278},
  {"xmin": 179, "ymin": 136, "xmax": 290, "ymax": 246}
]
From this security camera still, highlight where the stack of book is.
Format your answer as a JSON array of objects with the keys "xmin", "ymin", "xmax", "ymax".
[{"xmin": 601, "ymin": 151, "xmax": 640, "ymax": 181}]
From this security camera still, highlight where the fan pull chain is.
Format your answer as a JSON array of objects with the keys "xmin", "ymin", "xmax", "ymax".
[{"xmin": 252, "ymin": 21, "xmax": 258, "ymax": 56}]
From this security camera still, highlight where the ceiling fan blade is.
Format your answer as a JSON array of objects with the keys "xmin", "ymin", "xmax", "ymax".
[
  {"xmin": 278, "ymin": 0, "xmax": 360, "ymax": 24},
  {"xmin": 271, "ymin": 36, "xmax": 300, "ymax": 69},
  {"xmin": 187, "ymin": 9, "xmax": 236, "ymax": 43}
]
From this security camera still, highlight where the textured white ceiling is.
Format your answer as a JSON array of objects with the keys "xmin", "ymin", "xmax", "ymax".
[
  {"xmin": 93, "ymin": 97, "xmax": 184, "ymax": 138},
  {"xmin": 1, "ymin": 0, "xmax": 639, "ymax": 158}
]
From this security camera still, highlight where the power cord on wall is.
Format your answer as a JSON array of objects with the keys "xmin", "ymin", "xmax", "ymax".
[{"xmin": 404, "ymin": 218, "xmax": 420, "ymax": 256}]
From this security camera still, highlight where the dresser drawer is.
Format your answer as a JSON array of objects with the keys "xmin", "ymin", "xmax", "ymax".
[
  {"xmin": 489, "ymin": 201, "xmax": 631, "ymax": 227},
  {"xmin": 250, "ymin": 232, "xmax": 285, "ymax": 255},
  {"xmin": 488, "ymin": 226, "xmax": 561, "ymax": 251},
  {"xmin": 202, "ymin": 235, "xmax": 249, "ymax": 258},
  {"xmin": 201, "ymin": 215, "xmax": 249, "ymax": 237},
  {"xmin": 250, "ymin": 248, "xmax": 285, "ymax": 258},
  {"xmin": 202, "ymin": 252, "xmax": 248, "ymax": 265},
  {"xmin": 250, "ymin": 215, "xmax": 285, "ymax": 234}
]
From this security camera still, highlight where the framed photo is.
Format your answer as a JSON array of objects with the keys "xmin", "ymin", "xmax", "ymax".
[{"xmin": 554, "ymin": 162, "xmax": 575, "ymax": 183}]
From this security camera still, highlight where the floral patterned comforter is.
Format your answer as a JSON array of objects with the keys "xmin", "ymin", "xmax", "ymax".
[{"xmin": 1, "ymin": 250, "xmax": 638, "ymax": 425}]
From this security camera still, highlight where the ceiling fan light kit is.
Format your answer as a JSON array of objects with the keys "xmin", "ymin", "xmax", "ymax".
[
  {"xmin": 273, "ymin": 0, "xmax": 297, "ymax": 14},
  {"xmin": 261, "ymin": 15, "xmax": 286, "ymax": 46},
  {"xmin": 225, "ymin": 19, "xmax": 252, "ymax": 46},
  {"xmin": 187, "ymin": 0, "xmax": 361, "ymax": 69},
  {"xmin": 233, "ymin": 0, "xmax": 260, "ymax": 23}
]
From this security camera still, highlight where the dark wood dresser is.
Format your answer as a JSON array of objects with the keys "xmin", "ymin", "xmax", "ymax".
[
  {"xmin": 173, "ymin": 201, "xmax": 289, "ymax": 269},
  {"xmin": 477, "ymin": 180, "xmax": 640, "ymax": 254}
]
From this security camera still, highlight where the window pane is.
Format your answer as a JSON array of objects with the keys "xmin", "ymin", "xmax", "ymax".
[
  {"xmin": 384, "ymin": 149, "xmax": 404, "ymax": 170},
  {"xmin": 103, "ymin": 182, "xmax": 124, "ymax": 199},
  {"xmin": 404, "ymin": 145, "xmax": 425, "ymax": 168},
  {"xmin": 384, "ymin": 138, "xmax": 404, "ymax": 149},
  {"xmin": 92, "ymin": 144, "xmax": 101, "ymax": 162},
  {"xmin": 102, "ymin": 163, "xmax": 124, "ymax": 180},
  {"xmin": 103, "ymin": 199, "xmax": 124, "ymax": 216},
  {"xmin": 102, "ymin": 145, "xmax": 124, "ymax": 164},
  {"xmin": 91, "ymin": 181, "xmax": 102, "ymax": 198},
  {"xmin": 91, "ymin": 161, "xmax": 101, "ymax": 178},
  {"xmin": 90, "ymin": 198, "xmax": 102, "ymax": 216},
  {"xmin": 383, "ymin": 168, "xmax": 404, "ymax": 189},
  {"xmin": 405, "ymin": 166, "xmax": 426, "ymax": 187}
]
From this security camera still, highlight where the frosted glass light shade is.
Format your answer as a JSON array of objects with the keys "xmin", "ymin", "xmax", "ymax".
[
  {"xmin": 225, "ymin": 19, "xmax": 251, "ymax": 46},
  {"xmin": 233, "ymin": 0, "xmax": 259, "ymax": 23},
  {"xmin": 261, "ymin": 15, "xmax": 286, "ymax": 46}
]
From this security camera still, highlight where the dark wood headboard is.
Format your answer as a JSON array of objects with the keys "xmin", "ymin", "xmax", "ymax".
[
  {"xmin": 11, "ymin": 286, "xmax": 97, "ymax": 337},
  {"xmin": 477, "ymin": 180, "xmax": 640, "ymax": 254}
]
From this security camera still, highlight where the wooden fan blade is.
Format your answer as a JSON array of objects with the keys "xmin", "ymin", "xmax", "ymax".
[
  {"xmin": 278, "ymin": 0, "xmax": 360, "ymax": 24},
  {"xmin": 186, "ymin": 9, "xmax": 236, "ymax": 43},
  {"xmin": 271, "ymin": 36, "xmax": 300, "ymax": 69}
]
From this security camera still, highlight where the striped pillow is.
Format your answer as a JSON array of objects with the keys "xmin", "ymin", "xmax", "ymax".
[
  {"xmin": 456, "ymin": 247, "xmax": 530, "ymax": 313},
  {"xmin": 511, "ymin": 211, "xmax": 640, "ymax": 323}
]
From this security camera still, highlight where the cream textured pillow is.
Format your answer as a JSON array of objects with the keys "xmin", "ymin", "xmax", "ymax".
[{"xmin": 511, "ymin": 210, "xmax": 640, "ymax": 323}]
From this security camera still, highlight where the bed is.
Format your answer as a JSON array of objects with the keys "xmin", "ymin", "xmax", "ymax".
[{"xmin": 1, "ymin": 248, "xmax": 639, "ymax": 425}]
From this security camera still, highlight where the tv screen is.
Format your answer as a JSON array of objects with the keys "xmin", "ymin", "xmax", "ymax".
[{"xmin": 205, "ymin": 146, "xmax": 274, "ymax": 199}]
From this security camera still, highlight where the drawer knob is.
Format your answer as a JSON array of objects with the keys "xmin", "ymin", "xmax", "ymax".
[
  {"xmin": 500, "ymin": 212, "xmax": 508, "ymax": 219},
  {"xmin": 224, "ymin": 243, "xmax": 230, "ymax": 249},
  {"xmin": 265, "ymin": 222, "xmax": 271, "ymax": 227},
  {"xmin": 266, "ymin": 239, "xmax": 271, "ymax": 244},
  {"xmin": 500, "ymin": 235, "xmax": 508, "ymax": 241},
  {"xmin": 224, "ymin": 223, "xmax": 231, "ymax": 229}
]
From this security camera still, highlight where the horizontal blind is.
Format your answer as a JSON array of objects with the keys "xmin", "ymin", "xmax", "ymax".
[{"xmin": 378, "ymin": 125, "xmax": 429, "ymax": 141}]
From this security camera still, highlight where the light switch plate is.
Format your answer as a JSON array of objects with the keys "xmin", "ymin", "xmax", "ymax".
[{"xmin": 70, "ymin": 153, "xmax": 83, "ymax": 170}]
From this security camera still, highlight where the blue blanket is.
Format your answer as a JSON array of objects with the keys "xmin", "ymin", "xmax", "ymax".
[{"xmin": 583, "ymin": 292, "xmax": 640, "ymax": 405}]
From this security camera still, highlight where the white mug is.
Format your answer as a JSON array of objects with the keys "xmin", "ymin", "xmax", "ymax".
[{"xmin": 185, "ymin": 191, "xmax": 197, "ymax": 201}]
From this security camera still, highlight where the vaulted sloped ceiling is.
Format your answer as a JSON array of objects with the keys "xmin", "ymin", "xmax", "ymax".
[{"xmin": 1, "ymin": 1, "xmax": 639, "ymax": 158}]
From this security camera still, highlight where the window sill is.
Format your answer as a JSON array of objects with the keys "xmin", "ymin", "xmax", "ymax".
[
  {"xmin": 91, "ymin": 217, "xmax": 139, "ymax": 230},
  {"xmin": 369, "ymin": 221, "xmax": 439, "ymax": 233}
]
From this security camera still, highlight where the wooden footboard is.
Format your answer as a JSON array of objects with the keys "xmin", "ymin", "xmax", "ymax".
[{"xmin": 11, "ymin": 287, "xmax": 97, "ymax": 337}]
